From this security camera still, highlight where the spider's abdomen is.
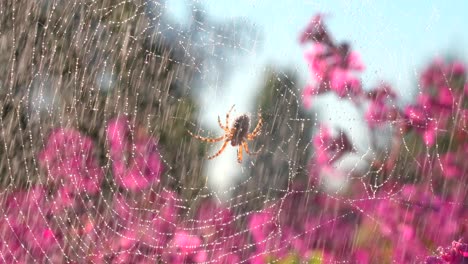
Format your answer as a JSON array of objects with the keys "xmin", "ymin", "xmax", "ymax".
[{"xmin": 231, "ymin": 114, "xmax": 250, "ymax": 146}]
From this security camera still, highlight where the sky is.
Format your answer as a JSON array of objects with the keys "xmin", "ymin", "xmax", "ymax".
[
  {"xmin": 204, "ymin": 0, "xmax": 467, "ymax": 99},
  {"xmin": 164, "ymin": 0, "xmax": 468, "ymax": 198}
]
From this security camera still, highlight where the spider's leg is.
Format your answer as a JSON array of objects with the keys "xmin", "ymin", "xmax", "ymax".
[
  {"xmin": 247, "ymin": 113, "xmax": 263, "ymax": 140},
  {"xmin": 208, "ymin": 140, "xmax": 230, "ymax": 160},
  {"xmin": 225, "ymin": 104, "xmax": 235, "ymax": 128},
  {"xmin": 188, "ymin": 130, "xmax": 224, "ymax": 143},
  {"xmin": 237, "ymin": 144, "xmax": 243, "ymax": 163},
  {"xmin": 218, "ymin": 115, "xmax": 228, "ymax": 131},
  {"xmin": 242, "ymin": 141, "xmax": 262, "ymax": 155}
]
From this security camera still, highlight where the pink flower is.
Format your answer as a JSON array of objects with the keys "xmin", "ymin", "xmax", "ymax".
[
  {"xmin": 302, "ymin": 85, "xmax": 314, "ymax": 109},
  {"xmin": 438, "ymin": 153, "xmax": 462, "ymax": 179},
  {"xmin": 107, "ymin": 117, "xmax": 164, "ymax": 192},
  {"xmin": 1, "ymin": 187, "xmax": 62, "ymax": 261},
  {"xmin": 107, "ymin": 116, "xmax": 129, "ymax": 153},
  {"xmin": 38, "ymin": 128, "xmax": 103, "ymax": 194},
  {"xmin": 420, "ymin": 58, "xmax": 446, "ymax": 89},
  {"xmin": 367, "ymin": 83, "xmax": 397, "ymax": 102},
  {"xmin": 451, "ymin": 61, "xmax": 466, "ymax": 77},
  {"xmin": 302, "ymin": 83, "xmax": 328, "ymax": 109},
  {"xmin": 354, "ymin": 250, "xmax": 371, "ymax": 264},
  {"xmin": 301, "ymin": 15, "xmax": 366, "ymax": 107},
  {"xmin": 329, "ymin": 68, "xmax": 362, "ymax": 97},
  {"xmin": 417, "ymin": 93, "xmax": 433, "ymax": 109},
  {"xmin": 365, "ymin": 101, "xmax": 396, "ymax": 127},
  {"xmin": 50, "ymin": 186, "xmax": 76, "ymax": 213},
  {"xmin": 162, "ymin": 231, "xmax": 207, "ymax": 263},
  {"xmin": 426, "ymin": 256, "xmax": 445, "ymax": 264},
  {"xmin": 422, "ymin": 124, "xmax": 437, "ymax": 146},
  {"xmin": 3, "ymin": 186, "xmax": 48, "ymax": 215},
  {"xmin": 426, "ymin": 240, "xmax": 468, "ymax": 264},
  {"xmin": 194, "ymin": 200, "xmax": 245, "ymax": 263},
  {"xmin": 211, "ymin": 251, "xmax": 241, "ymax": 264},
  {"xmin": 398, "ymin": 224, "xmax": 415, "ymax": 240},
  {"xmin": 313, "ymin": 125, "xmax": 353, "ymax": 165},
  {"xmin": 365, "ymin": 84, "xmax": 398, "ymax": 127},
  {"xmin": 248, "ymin": 209, "xmax": 279, "ymax": 252},
  {"xmin": 404, "ymin": 105, "xmax": 438, "ymax": 146},
  {"xmin": 111, "ymin": 189, "xmax": 179, "ymax": 255},
  {"xmin": 346, "ymin": 51, "xmax": 365, "ymax": 71},
  {"xmin": 299, "ymin": 14, "xmax": 332, "ymax": 45},
  {"xmin": 248, "ymin": 209, "xmax": 285, "ymax": 262},
  {"xmin": 436, "ymin": 86, "xmax": 454, "ymax": 109},
  {"xmin": 113, "ymin": 189, "xmax": 179, "ymax": 227},
  {"xmin": 304, "ymin": 43, "xmax": 330, "ymax": 81},
  {"xmin": 196, "ymin": 200, "xmax": 234, "ymax": 234}
]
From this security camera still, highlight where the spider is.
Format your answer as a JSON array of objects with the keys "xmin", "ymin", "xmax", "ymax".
[{"xmin": 188, "ymin": 105, "xmax": 263, "ymax": 163}]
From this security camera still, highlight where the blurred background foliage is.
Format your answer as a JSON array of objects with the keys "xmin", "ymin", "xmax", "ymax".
[
  {"xmin": 0, "ymin": 0, "xmax": 292, "ymax": 203},
  {"xmin": 0, "ymin": 0, "xmax": 199, "ymax": 195}
]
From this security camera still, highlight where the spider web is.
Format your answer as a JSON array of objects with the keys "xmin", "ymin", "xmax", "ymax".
[{"xmin": 0, "ymin": 1, "xmax": 467, "ymax": 263}]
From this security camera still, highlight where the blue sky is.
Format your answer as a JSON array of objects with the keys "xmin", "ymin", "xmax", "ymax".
[
  {"xmin": 165, "ymin": 0, "xmax": 468, "ymax": 197},
  {"xmin": 203, "ymin": 0, "xmax": 467, "ymax": 95}
]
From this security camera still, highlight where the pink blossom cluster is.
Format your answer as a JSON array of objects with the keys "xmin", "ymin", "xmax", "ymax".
[
  {"xmin": 426, "ymin": 240, "xmax": 468, "ymax": 264},
  {"xmin": 247, "ymin": 184, "xmax": 358, "ymax": 263},
  {"xmin": 0, "ymin": 187, "xmax": 63, "ymax": 262},
  {"xmin": 404, "ymin": 59, "xmax": 467, "ymax": 147},
  {"xmin": 107, "ymin": 117, "xmax": 163, "ymax": 191},
  {"xmin": 0, "ymin": 118, "xmax": 259, "ymax": 262},
  {"xmin": 302, "ymin": 14, "xmax": 468, "ymax": 179},
  {"xmin": 312, "ymin": 125, "xmax": 354, "ymax": 166},
  {"xmin": 38, "ymin": 128, "xmax": 104, "ymax": 195},
  {"xmin": 0, "ymin": 115, "xmax": 264, "ymax": 262},
  {"xmin": 301, "ymin": 14, "xmax": 468, "ymax": 263},
  {"xmin": 1, "ymin": 117, "xmax": 169, "ymax": 263},
  {"xmin": 301, "ymin": 14, "xmax": 365, "ymax": 108},
  {"xmin": 352, "ymin": 184, "xmax": 467, "ymax": 263}
]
